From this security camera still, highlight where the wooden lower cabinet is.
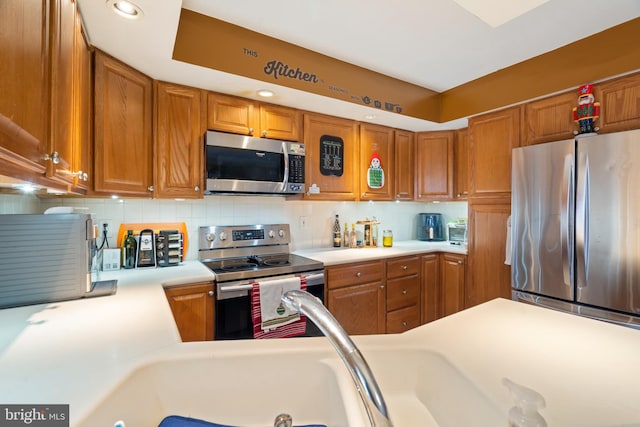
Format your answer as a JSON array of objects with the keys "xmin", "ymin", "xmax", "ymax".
[
  {"xmin": 440, "ymin": 253, "xmax": 466, "ymax": 317},
  {"xmin": 466, "ymin": 201, "xmax": 511, "ymax": 308},
  {"xmin": 421, "ymin": 254, "xmax": 440, "ymax": 323},
  {"xmin": 326, "ymin": 260, "xmax": 386, "ymax": 335},
  {"xmin": 421, "ymin": 252, "xmax": 467, "ymax": 323},
  {"xmin": 385, "ymin": 256, "xmax": 420, "ymax": 333},
  {"xmin": 164, "ymin": 281, "xmax": 214, "ymax": 342}
]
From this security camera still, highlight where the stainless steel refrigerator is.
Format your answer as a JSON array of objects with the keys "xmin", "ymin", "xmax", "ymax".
[{"xmin": 511, "ymin": 128, "xmax": 640, "ymax": 328}]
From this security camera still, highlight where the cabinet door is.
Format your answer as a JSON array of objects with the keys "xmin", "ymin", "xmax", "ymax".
[
  {"xmin": 94, "ymin": 51, "xmax": 153, "ymax": 196},
  {"xmin": 468, "ymin": 106, "xmax": 521, "ymax": 198},
  {"xmin": 303, "ymin": 113, "xmax": 359, "ymax": 200},
  {"xmin": 523, "ymin": 91, "xmax": 576, "ymax": 146},
  {"xmin": 164, "ymin": 282, "xmax": 214, "ymax": 342},
  {"xmin": 440, "ymin": 253, "xmax": 466, "ymax": 317},
  {"xmin": 359, "ymin": 123, "xmax": 394, "ymax": 201},
  {"xmin": 0, "ymin": 0, "xmax": 48, "ymax": 177},
  {"xmin": 71, "ymin": 11, "xmax": 93, "ymax": 191},
  {"xmin": 155, "ymin": 82, "xmax": 204, "ymax": 199},
  {"xmin": 207, "ymin": 92, "xmax": 258, "ymax": 136},
  {"xmin": 415, "ymin": 130, "xmax": 454, "ymax": 201},
  {"xmin": 46, "ymin": 0, "xmax": 75, "ymax": 186},
  {"xmin": 466, "ymin": 202, "xmax": 511, "ymax": 308},
  {"xmin": 386, "ymin": 275, "xmax": 420, "ymax": 312},
  {"xmin": 594, "ymin": 72, "xmax": 640, "ymax": 133},
  {"xmin": 421, "ymin": 253, "xmax": 440, "ymax": 324},
  {"xmin": 394, "ymin": 129, "xmax": 415, "ymax": 200},
  {"xmin": 454, "ymin": 128, "xmax": 469, "ymax": 199},
  {"xmin": 259, "ymin": 103, "xmax": 301, "ymax": 141},
  {"xmin": 327, "ymin": 282, "xmax": 385, "ymax": 335},
  {"xmin": 386, "ymin": 305, "xmax": 420, "ymax": 334}
]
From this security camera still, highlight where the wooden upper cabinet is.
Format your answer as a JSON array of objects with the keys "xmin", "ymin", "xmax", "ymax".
[
  {"xmin": 468, "ymin": 106, "xmax": 521, "ymax": 198},
  {"xmin": 94, "ymin": 51, "xmax": 153, "ymax": 196},
  {"xmin": 207, "ymin": 93, "xmax": 257, "ymax": 136},
  {"xmin": 207, "ymin": 93, "xmax": 301, "ymax": 141},
  {"xmin": 394, "ymin": 129, "xmax": 415, "ymax": 200},
  {"xmin": 415, "ymin": 130, "xmax": 454, "ymax": 201},
  {"xmin": 359, "ymin": 124, "xmax": 395, "ymax": 201},
  {"xmin": 72, "ymin": 11, "xmax": 93, "ymax": 191},
  {"xmin": 46, "ymin": 0, "xmax": 75, "ymax": 186},
  {"xmin": 259, "ymin": 103, "xmax": 301, "ymax": 141},
  {"xmin": 454, "ymin": 128, "xmax": 469, "ymax": 199},
  {"xmin": 303, "ymin": 113, "xmax": 359, "ymax": 200},
  {"xmin": 0, "ymin": 0, "xmax": 49, "ymax": 177},
  {"xmin": 594, "ymin": 72, "xmax": 640, "ymax": 134},
  {"xmin": 154, "ymin": 82, "xmax": 205, "ymax": 199},
  {"xmin": 523, "ymin": 91, "xmax": 576, "ymax": 146}
]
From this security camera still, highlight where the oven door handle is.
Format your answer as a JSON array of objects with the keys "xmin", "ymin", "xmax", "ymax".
[{"xmin": 218, "ymin": 272, "xmax": 324, "ymax": 294}]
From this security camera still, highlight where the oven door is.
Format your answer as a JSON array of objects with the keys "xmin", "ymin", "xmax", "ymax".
[{"xmin": 215, "ymin": 271, "xmax": 324, "ymax": 340}]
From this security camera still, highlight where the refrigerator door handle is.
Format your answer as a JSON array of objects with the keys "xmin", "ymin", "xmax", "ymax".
[
  {"xmin": 576, "ymin": 154, "xmax": 590, "ymax": 288},
  {"xmin": 561, "ymin": 154, "xmax": 575, "ymax": 287}
]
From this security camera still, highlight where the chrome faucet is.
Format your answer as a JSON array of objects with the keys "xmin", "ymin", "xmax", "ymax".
[{"xmin": 281, "ymin": 290, "xmax": 393, "ymax": 427}]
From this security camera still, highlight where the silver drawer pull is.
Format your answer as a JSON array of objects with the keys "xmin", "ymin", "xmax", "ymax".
[
  {"xmin": 402, "ymin": 289, "xmax": 407, "ymax": 295},
  {"xmin": 402, "ymin": 265, "xmax": 408, "ymax": 270},
  {"xmin": 356, "ymin": 272, "xmax": 362, "ymax": 277}
]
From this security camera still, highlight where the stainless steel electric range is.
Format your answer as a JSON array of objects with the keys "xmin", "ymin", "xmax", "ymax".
[{"xmin": 198, "ymin": 224, "xmax": 324, "ymax": 340}]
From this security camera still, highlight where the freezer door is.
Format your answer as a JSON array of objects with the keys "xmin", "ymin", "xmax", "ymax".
[
  {"xmin": 511, "ymin": 139, "xmax": 575, "ymax": 300},
  {"xmin": 576, "ymin": 130, "xmax": 640, "ymax": 315}
]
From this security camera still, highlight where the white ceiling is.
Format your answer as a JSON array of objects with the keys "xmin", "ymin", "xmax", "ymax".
[{"xmin": 77, "ymin": 0, "xmax": 640, "ymax": 131}]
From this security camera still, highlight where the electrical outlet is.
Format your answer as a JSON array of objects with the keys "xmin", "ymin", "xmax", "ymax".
[
  {"xmin": 299, "ymin": 216, "xmax": 308, "ymax": 229},
  {"xmin": 99, "ymin": 219, "xmax": 115, "ymax": 239}
]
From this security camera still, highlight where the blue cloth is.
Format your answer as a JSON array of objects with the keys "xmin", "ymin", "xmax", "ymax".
[{"xmin": 158, "ymin": 415, "xmax": 326, "ymax": 427}]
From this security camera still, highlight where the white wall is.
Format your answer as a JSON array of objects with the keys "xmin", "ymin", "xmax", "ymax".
[{"xmin": 3, "ymin": 194, "xmax": 467, "ymax": 260}]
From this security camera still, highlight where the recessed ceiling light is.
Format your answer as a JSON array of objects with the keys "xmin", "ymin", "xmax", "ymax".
[
  {"xmin": 257, "ymin": 89, "xmax": 274, "ymax": 98},
  {"xmin": 106, "ymin": 0, "xmax": 143, "ymax": 20},
  {"xmin": 364, "ymin": 114, "xmax": 376, "ymax": 120}
]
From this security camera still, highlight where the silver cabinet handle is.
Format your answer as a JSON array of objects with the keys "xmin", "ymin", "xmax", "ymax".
[
  {"xmin": 208, "ymin": 290, "xmax": 214, "ymax": 297},
  {"xmin": 402, "ymin": 289, "xmax": 407, "ymax": 295},
  {"xmin": 458, "ymin": 260, "xmax": 463, "ymax": 264},
  {"xmin": 248, "ymin": 127, "xmax": 254, "ymax": 135},
  {"xmin": 356, "ymin": 272, "xmax": 362, "ymax": 277},
  {"xmin": 194, "ymin": 186, "xmax": 200, "ymax": 191},
  {"xmin": 262, "ymin": 130, "xmax": 267, "ymax": 137},
  {"xmin": 402, "ymin": 265, "xmax": 408, "ymax": 270},
  {"xmin": 402, "ymin": 321, "xmax": 408, "ymax": 327},
  {"xmin": 44, "ymin": 151, "xmax": 61, "ymax": 164},
  {"xmin": 147, "ymin": 186, "xmax": 155, "ymax": 192}
]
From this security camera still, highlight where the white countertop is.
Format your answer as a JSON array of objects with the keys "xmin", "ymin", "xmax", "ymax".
[
  {"xmin": 295, "ymin": 240, "xmax": 466, "ymax": 265},
  {"xmin": 1, "ymin": 261, "xmax": 640, "ymax": 426}
]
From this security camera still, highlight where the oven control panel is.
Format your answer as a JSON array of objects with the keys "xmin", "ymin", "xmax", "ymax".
[{"xmin": 198, "ymin": 224, "xmax": 290, "ymax": 250}]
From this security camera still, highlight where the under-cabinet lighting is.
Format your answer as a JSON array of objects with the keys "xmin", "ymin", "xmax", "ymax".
[{"xmin": 106, "ymin": 0, "xmax": 143, "ymax": 20}]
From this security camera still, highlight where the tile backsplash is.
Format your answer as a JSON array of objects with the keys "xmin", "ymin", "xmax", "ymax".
[{"xmin": 1, "ymin": 194, "xmax": 467, "ymax": 260}]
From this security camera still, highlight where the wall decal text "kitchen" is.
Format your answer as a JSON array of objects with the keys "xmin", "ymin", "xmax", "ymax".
[{"xmin": 263, "ymin": 60, "xmax": 319, "ymax": 83}]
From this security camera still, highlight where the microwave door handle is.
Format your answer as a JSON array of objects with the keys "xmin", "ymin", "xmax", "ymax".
[{"xmin": 282, "ymin": 142, "xmax": 289, "ymax": 187}]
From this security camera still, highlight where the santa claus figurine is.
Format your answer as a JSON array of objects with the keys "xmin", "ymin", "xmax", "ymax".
[{"xmin": 573, "ymin": 84, "xmax": 600, "ymax": 135}]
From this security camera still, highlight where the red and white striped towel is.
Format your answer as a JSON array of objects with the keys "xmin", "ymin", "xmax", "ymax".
[{"xmin": 251, "ymin": 277, "xmax": 307, "ymax": 339}]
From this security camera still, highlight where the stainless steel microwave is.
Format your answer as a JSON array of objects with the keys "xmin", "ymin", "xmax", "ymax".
[{"xmin": 205, "ymin": 131, "xmax": 306, "ymax": 195}]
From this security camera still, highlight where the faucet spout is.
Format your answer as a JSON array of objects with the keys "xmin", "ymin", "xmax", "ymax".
[{"xmin": 281, "ymin": 290, "xmax": 393, "ymax": 427}]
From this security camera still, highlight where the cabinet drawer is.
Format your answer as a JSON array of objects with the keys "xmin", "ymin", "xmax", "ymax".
[
  {"xmin": 386, "ymin": 275, "xmax": 420, "ymax": 311},
  {"xmin": 326, "ymin": 260, "xmax": 384, "ymax": 289},
  {"xmin": 386, "ymin": 305, "xmax": 420, "ymax": 334},
  {"xmin": 386, "ymin": 256, "xmax": 419, "ymax": 279}
]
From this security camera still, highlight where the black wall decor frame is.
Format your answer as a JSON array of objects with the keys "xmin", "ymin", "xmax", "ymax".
[{"xmin": 320, "ymin": 135, "xmax": 344, "ymax": 177}]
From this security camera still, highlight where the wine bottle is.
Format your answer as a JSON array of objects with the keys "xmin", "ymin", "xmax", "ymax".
[
  {"xmin": 343, "ymin": 222, "xmax": 350, "ymax": 248},
  {"xmin": 123, "ymin": 230, "xmax": 137, "ymax": 269},
  {"xmin": 333, "ymin": 214, "xmax": 341, "ymax": 247}
]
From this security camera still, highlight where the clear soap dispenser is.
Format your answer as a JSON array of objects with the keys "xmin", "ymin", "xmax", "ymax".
[{"xmin": 502, "ymin": 378, "xmax": 547, "ymax": 427}]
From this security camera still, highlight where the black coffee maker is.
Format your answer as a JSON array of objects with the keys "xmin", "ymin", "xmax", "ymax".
[{"xmin": 417, "ymin": 213, "xmax": 444, "ymax": 241}]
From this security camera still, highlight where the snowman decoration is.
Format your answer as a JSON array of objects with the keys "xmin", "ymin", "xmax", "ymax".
[
  {"xmin": 367, "ymin": 151, "xmax": 385, "ymax": 189},
  {"xmin": 572, "ymin": 84, "xmax": 600, "ymax": 135}
]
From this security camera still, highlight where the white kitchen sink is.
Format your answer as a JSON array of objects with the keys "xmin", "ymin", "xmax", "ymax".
[
  {"xmin": 77, "ymin": 345, "xmax": 502, "ymax": 427},
  {"xmin": 367, "ymin": 349, "xmax": 504, "ymax": 426},
  {"xmin": 76, "ymin": 349, "xmax": 356, "ymax": 427}
]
